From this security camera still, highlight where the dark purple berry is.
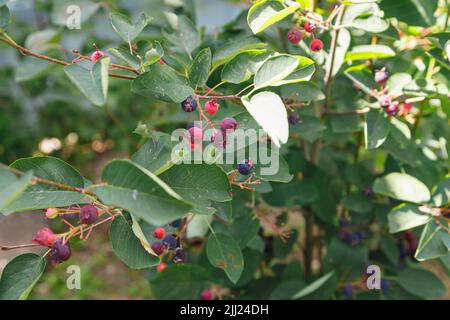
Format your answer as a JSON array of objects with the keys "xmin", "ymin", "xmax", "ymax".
[
  {"xmin": 287, "ymin": 28, "xmax": 304, "ymax": 44},
  {"xmin": 220, "ymin": 117, "xmax": 238, "ymax": 133},
  {"xmin": 169, "ymin": 219, "xmax": 183, "ymax": 228},
  {"xmin": 80, "ymin": 204, "xmax": 98, "ymax": 225},
  {"xmin": 288, "ymin": 112, "xmax": 300, "ymax": 125},
  {"xmin": 338, "ymin": 217, "xmax": 349, "ymax": 227},
  {"xmin": 162, "ymin": 235, "xmax": 178, "ymax": 250},
  {"xmin": 237, "ymin": 159, "xmax": 254, "ymax": 175},
  {"xmin": 174, "ymin": 248, "xmax": 187, "ymax": 263},
  {"xmin": 380, "ymin": 279, "xmax": 390, "ymax": 292},
  {"xmin": 385, "ymin": 103, "xmax": 399, "ymax": 116},
  {"xmin": 343, "ymin": 284, "xmax": 354, "ymax": 299},
  {"xmin": 49, "ymin": 239, "xmax": 71, "ymax": 263},
  {"xmin": 151, "ymin": 242, "xmax": 163, "ymax": 255},
  {"xmin": 181, "ymin": 96, "xmax": 197, "ymax": 112},
  {"xmin": 375, "ymin": 68, "xmax": 389, "ymax": 84},
  {"xmin": 378, "ymin": 95, "xmax": 391, "ymax": 108},
  {"xmin": 338, "ymin": 229, "xmax": 350, "ymax": 241},
  {"xmin": 362, "ymin": 186, "xmax": 374, "ymax": 197}
]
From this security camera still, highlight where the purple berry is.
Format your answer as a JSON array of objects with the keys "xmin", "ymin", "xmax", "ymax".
[
  {"xmin": 287, "ymin": 28, "xmax": 304, "ymax": 44},
  {"xmin": 237, "ymin": 159, "xmax": 254, "ymax": 175},
  {"xmin": 343, "ymin": 284, "xmax": 354, "ymax": 299},
  {"xmin": 49, "ymin": 239, "xmax": 71, "ymax": 263},
  {"xmin": 338, "ymin": 217, "xmax": 349, "ymax": 227},
  {"xmin": 162, "ymin": 235, "xmax": 178, "ymax": 250},
  {"xmin": 385, "ymin": 103, "xmax": 399, "ymax": 116},
  {"xmin": 220, "ymin": 117, "xmax": 238, "ymax": 133},
  {"xmin": 378, "ymin": 95, "xmax": 391, "ymax": 108},
  {"xmin": 288, "ymin": 112, "xmax": 300, "ymax": 125},
  {"xmin": 80, "ymin": 204, "xmax": 98, "ymax": 225},
  {"xmin": 174, "ymin": 248, "xmax": 187, "ymax": 263},
  {"xmin": 151, "ymin": 242, "xmax": 163, "ymax": 256},
  {"xmin": 380, "ymin": 279, "xmax": 390, "ymax": 292},
  {"xmin": 169, "ymin": 219, "xmax": 183, "ymax": 229},
  {"xmin": 375, "ymin": 68, "xmax": 389, "ymax": 84},
  {"xmin": 362, "ymin": 186, "xmax": 374, "ymax": 197},
  {"xmin": 181, "ymin": 96, "xmax": 197, "ymax": 112}
]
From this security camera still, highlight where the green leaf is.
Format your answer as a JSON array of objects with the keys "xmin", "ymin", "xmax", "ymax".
[
  {"xmin": 143, "ymin": 41, "xmax": 164, "ymax": 67},
  {"xmin": 403, "ymin": 78, "xmax": 449, "ymax": 98},
  {"xmin": 165, "ymin": 16, "xmax": 200, "ymax": 55},
  {"xmin": 280, "ymin": 82, "xmax": 325, "ymax": 101},
  {"xmin": 380, "ymin": 235, "xmax": 400, "ymax": 265},
  {"xmin": 109, "ymin": 215, "xmax": 159, "ymax": 269},
  {"xmin": 345, "ymin": 45, "xmax": 395, "ymax": 61},
  {"xmin": 108, "ymin": 41, "xmax": 158, "ymax": 69},
  {"xmin": 344, "ymin": 64, "xmax": 377, "ymax": 96},
  {"xmin": 290, "ymin": 115, "xmax": 326, "ymax": 143},
  {"xmin": 131, "ymin": 64, "xmax": 194, "ymax": 103},
  {"xmin": 0, "ymin": 4, "xmax": 10, "ymax": 30},
  {"xmin": 92, "ymin": 160, "xmax": 193, "ymax": 226},
  {"xmin": 110, "ymin": 12, "xmax": 151, "ymax": 42},
  {"xmin": 242, "ymin": 91, "xmax": 289, "ymax": 147},
  {"xmin": 253, "ymin": 54, "xmax": 314, "ymax": 90},
  {"xmin": 380, "ymin": 0, "xmax": 437, "ymax": 27},
  {"xmin": 206, "ymin": 232, "xmax": 244, "ymax": 284},
  {"xmin": 0, "ymin": 254, "xmax": 45, "ymax": 300},
  {"xmin": 221, "ymin": 50, "xmax": 272, "ymax": 84},
  {"xmin": 343, "ymin": 3, "xmax": 388, "ymax": 33},
  {"xmin": 387, "ymin": 203, "xmax": 431, "ymax": 233},
  {"xmin": 373, "ymin": 173, "xmax": 431, "ymax": 204},
  {"xmin": 292, "ymin": 271, "xmax": 335, "ymax": 299},
  {"xmin": 247, "ymin": 0, "xmax": 300, "ymax": 34},
  {"xmin": 343, "ymin": 192, "xmax": 373, "ymax": 213},
  {"xmin": 415, "ymin": 221, "xmax": 449, "ymax": 261},
  {"xmin": 364, "ymin": 108, "xmax": 389, "ymax": 149},
  {"xmin": 64, "ymin": 57, "xmax": 110, "ymax": 106},
  {"xmin": 212, "ymin": 37, "xmax": 265, "ymax": 70},
  {"xmin": 151, "ymin": 264, "xmax": 210, "ymax": 299},
  {"xmin": 386, "ymin": 73, "xmax": 413, "ymax": 96},
  {"xmin": 2, "ymin": 156, "xmax": 86, "ymax": 215},
  {"xmin": 397, "ymin": 268, "xmax": 445, "ymax": 299},
  {"xmin": 15, "ymin": 58, "xmax": 54, "ymax": 82},
  {"xmin": 159, "ymin": 164, "xmax": 232, "ymax": 214},
  {"xmin": 0, "ymin": 168, "xmax": 32, "ymax": 211},
  {"xmin": 432, "ymin": 177, "xmax": 450, "ymax": 207},
  {"xmin": 189, "ymin": 48, "xmax": 211, "ymax": 88}
]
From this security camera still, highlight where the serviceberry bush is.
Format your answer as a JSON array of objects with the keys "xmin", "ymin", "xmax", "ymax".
[{"xmin": 0, "ymin": 0, "xmax": 449, "ymax": 300}]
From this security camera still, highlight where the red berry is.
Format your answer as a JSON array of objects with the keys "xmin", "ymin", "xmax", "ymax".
[
  {"xmin": 287, "ymin": 28, "xmax": 304, "ymax": 44},
  {"xmin": 157, "ymin": 263, "xmax": 167, "ymax": 273},
  {"xmin": 80, "ymin": 204, "xmax": 99, "ymax": 225},
  {"xmin": 310, "ymin": 39, "xmax": 323, "ymax": 52},
  {"xmin": 205, "ymin": 99, "xmax": 219, "ymax": 115},
  {"xmin": 385, "ymin": 103, "xmax": 399, "ymax": 116},
  {"xmin": 201, "ymin": 289, "xmax": 213, "ymax": 300},
  {"xmin": 154, "ymin": 227, "xmax": 165, "ymax": 239},
  {"xmin": 158, "ymin": 58, "xmax": 165, "ymax": 65},
  {"xmin": 400, "ymin": 103, "xmax": 412, "ymax": 115},
  {"xmin": 304, "ymin": 21, "xmax": 317, "ymax": 33},
  {"xmin": 374, "ymin": 68, "xmax": 389, "ymax": 84},
  {"xmin": 151, "ymin": 242, "xmax": 163, "ymax": 255},
  {"xmin": 32, "ymin": 227, "xmax": 58, "ymax": 247},
  {"xmin": 187, "ymin": 126, "xmax": 203, "ymax": 145}
]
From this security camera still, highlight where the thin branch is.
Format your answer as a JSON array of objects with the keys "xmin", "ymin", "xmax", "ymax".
[{"xmin": 0, "ymin": 243, "xmax": 40, "ymax": 251}]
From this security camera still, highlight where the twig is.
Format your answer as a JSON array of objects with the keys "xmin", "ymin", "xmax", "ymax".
[{"xmin": 0, "ymin": 243, "xmax": 40, "ymax": 251}]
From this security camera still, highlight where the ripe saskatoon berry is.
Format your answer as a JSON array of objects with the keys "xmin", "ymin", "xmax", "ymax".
[
  {"xmin": 154, "ymin": 227, "xmax": 165, "ymax": 239},
  {"xmin": 174, "ymin": 248, "xmax": 187, "ymax": 264},
  {"xmin": 237, "ymin": 159, "xmax": 254, "ymax": 175},
  {"xmin": 287, "ymin": 28, "xmax": 304, "ymax": 44},
  {"xmin": 33, "ymin": 227, "xmax": 58, "ymax": 247},
  {"xmin": 385, "ymin": 103, "xmax": 399, "ymax": 116},
  {"xmin": 80, "ymin": 204, "xmax": 99, "ymax": 225},
  {"xmin": 378, "ymin": 95, "xmax": 392, "ymax": 108},
  {"xmin": 181, "ymin": 96, "xmax": 197, "ymax": 112},
  {"xmin": 304, "ymin": 21, "xmax": 317, "ymax": 33},
  {"xmin": 49, "ymin": 239, "xmax": 71, "ymax": 263},
  {"xmin": 343, "ymin": 284, "xmax": 354, "ymax": 299},
  {"xmin": 156, "ymin": 263, "xmax": 167, "ymax": 273},
  {"xmin": 201, "ymin": 290, "xmax": 213, "ymax": 300},
  {"xmin": 288, "ymin": 112, "xmax": 300, "ymax": 125},
  {"xmin": 205, "ymin": 99, "xmax": 219, "ymax": 115},
  {"xmin": 220, "ymin": 117, "xmax": 238, "ymax": 133},
  {"xmin": 374, "ymin": 68, "xmax": 389, "ymax": 84},
  {"xmin": 151, "ymin": 242, "xmax": 163, "ymax": 255},
  {"xmin": 380, "ymin": 279, "xmax": 390, "ymax": 292},
  {"xmin": 169, "ymin": 219, "xmax": 183, "ymax": 228},
  {"xmin": 310, "ymin": 39, "xmax": 323, "ymax": 52},
  {"xmin": 44, "ymin": 207, "xmax": 59, "ymax": 219},
  {"xmin": 162, "ymin": 235, "xmax": 178, "ymax": 250}
]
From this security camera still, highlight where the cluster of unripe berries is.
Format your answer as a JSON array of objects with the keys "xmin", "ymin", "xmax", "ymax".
[
  {"xmin": 151, "ymin": 219, "xmax": 187, "ymax": 271},
  {"xmin": 375, "ymin": 68, "xmax": 412, "ymax": 117},
  {"xmin": 337, "ymin": 218, "xmax": 365, "ymax": 246},
  {"xmin": 287, "ymin": 20, "xmax": 323, "ymax": 52}
]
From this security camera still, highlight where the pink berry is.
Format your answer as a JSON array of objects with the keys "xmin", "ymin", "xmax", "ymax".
[
  {"xmin": 385, "ymin": 103, "xmax": 399, "ymax": 116},
  {"xmin": 310, "ymin": 39, "xmax": 323, "ymax": 52},
  {"xmin": 304, "ymin": 21, "xmax": 317, "ymax": 33},
  {"xmin": 157, "ymin": 263, "xmax": 167, "ymax": 273},
  {"xmin": 44, "ymin": 208, "xmax": 59, "ymax": 219},
  {"xmin": 287, "ymin": 28, "xmax": 304, "ymax": 44},
  {"xmin": 201, "ymin": 289, "xmax": 213, "ymax": 300},
  {"xmin": 205, "ymin": 99, "xmax": 219, "ymax": 115},
  {"xmin": 154, "ymin": 227, "xmax": 165, "ymax": 239},
  {"xmin": 90, "ymin": 50, "xmax": 105, "ymax": 62},
  {"xmin": 33, "ymin": 228, "xmax": 58, "ymax": 247},
  {"xmin": 378, "ymin": 95, "xmax": 392, "ymax": 108},
  {"xmin": 400, "ymin": 103, "xmax": 412, "ymax": 115},
  {"xmin": 374, "ymin": 68, "xmax": 389, "ymax": 84},
  {"xmin": 187, "ymin": 127, "xmax": 203, "ymax": 145}
]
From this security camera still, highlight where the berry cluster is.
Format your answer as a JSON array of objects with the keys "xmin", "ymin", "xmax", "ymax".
[
  {"xmin": 337, "ymin": 218, "xmax": 365, "ymax": 246},
  {"xmin": 287, "ymin": 20, "xmax": 323, "ymax": 52},
  {"xmin": 151, "ymin": 219, "xmax": 187, "ymax": 272}
]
